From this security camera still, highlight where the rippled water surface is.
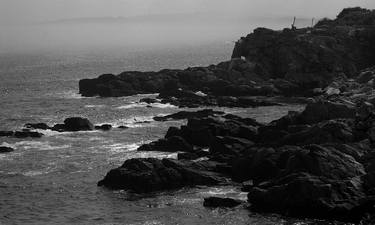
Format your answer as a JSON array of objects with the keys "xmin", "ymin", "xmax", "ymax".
[{"xmin": 0, "ymin": 45, "xmax": 318, "ymax": 225}]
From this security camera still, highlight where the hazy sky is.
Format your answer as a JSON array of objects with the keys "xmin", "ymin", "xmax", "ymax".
[
  {"xmin": 1, "ymin": 0, "xmax": 375, "ymax": 25},
  {"xmin": 1, "ymin": 0, "xmax": 374, "ymax": 53}
]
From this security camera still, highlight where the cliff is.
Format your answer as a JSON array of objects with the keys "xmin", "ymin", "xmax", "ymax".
[{"xmin": 79, "ymin": 7, "xmax": 375, "ymax": 105}]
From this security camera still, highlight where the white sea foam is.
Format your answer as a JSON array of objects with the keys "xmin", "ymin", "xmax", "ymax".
[
  {"xmin": 10, "ymin": 141, "xmax": 71, "ymax": 151},
  {"xmin": 23, "ymin": 169, "xmax": 53, "ymax": 177},
  {"xmin": 116, "ymin": 102, "xmax": 176, "ymax": 110},
  {"xmin": 54, "ymin": 90, "xmax": 88, "ymax": 99},
  {"xmin": 38, "ymin": 129, "xmax": 99, "ymax": 137},
  {"xmin": 116, "ymin": 102, "xmax": 144, "ymax": 109},
  {"xmin": 150, "ymin": 103, "xmax": 177, "ymax": 108},
  {"xmin": 103, "ymin": 141, "xmax": 148, "ymax": 153},
  {"xmin": 135, "ymin": 93, "xmax": 159, "ymax": 98},
  {"xmin": 106, "ymin": 142, "xmax": 141, "ymax": 153},
  {"xmin": 84, "ymin": 104, "xmax": 105, "ymax": 108},
  {"xmin": 113, "ymin": 116, "xmax": 156, "ymax": 128}
]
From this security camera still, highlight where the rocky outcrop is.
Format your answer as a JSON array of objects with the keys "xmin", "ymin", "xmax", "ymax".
[
  {"xmin": 95, "ymin": 7, "xmax": 375, "ymax": 223},
  {"xmin": 0, "ymin": 130, "xmax": 43, "ymax": 138},
  {"xmin": 0, "ymin": 146, "xmax": 14, "ymax": 153},
  {"xmin": 79, "ymin": 7, "xmax": 375, "ymax": 111},
  {"xmin": 97, "ymin": 158, "xmax": 225, "ymax": 192},
  {"xmin": 23, "ymin": 118, "xmax": 117, "ymax": 133},
  {"xmin": 153, "ymin": 109, "xmax": 224, "ymax": 122},
  {"xmin": 232, "ymin": 8, "xmax": 375, "ymax": 91},
  {"xmin": 203, "ymin": 197, "xmax": 243, "ymax": 208},
  {"xmin": 99, "ymin": 96, "xmax": 375, "ymax": 222},
  {"xmin": 53, "ymin": 117, "xmax": 94, "ymax": 132}
]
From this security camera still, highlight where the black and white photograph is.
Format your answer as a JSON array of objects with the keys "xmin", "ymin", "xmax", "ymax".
[{"xmin": 1, "ymin": 0, "xmax": 375, "ymax": 224}]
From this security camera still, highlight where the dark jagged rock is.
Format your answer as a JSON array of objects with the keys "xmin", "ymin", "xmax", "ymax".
[
  {"xmin": 97, "ymin": 158, "xmax": 225, "ymax": 192},
  {"xmin": 203, "ymin": 197, "xmax": 243, "ymax": 208},
  {"xmin": 0, "ymin": 146, "xmax": 14, "ymax": 153},
  {"xmin": 153, "ymin": 109, "xmax": 224, "ymax": 122},
  {"xmin": 14, "ymin": 131, "xmax": 43, "ymax": 138},
  {"xmin": 24, "ymin": 123, "xmax": 50, "ymax": 130},
  {"xmin": 0, "ymin": 131, "xmax": 14, "ymax": 137},
  {"xmin": 95, "ymin": 124, "xmax": 112, "ymax": 131},
  {"xmin": 177, "ymin": 151, "xmax": 209, "ymax": 160},
  {"xmin": 0, "ymin": 130, "xmax": 43, "ymax": 138},
  {"xmin": 50, "ymin": 117, "xmax": 94, "ymax": 132},
  {"xmin": 247, "ymin": 173, "xmax": 372, "ymax": 222},
  {"xmin": 138, "ymin": 136, "xmax": 193, "ymax": 153},
  {"xmin": 95, "ymin": 7, "xmax": 375, "ymax": 223},
  {"xmin": 139, "ymin": 98, "xmax": 159, "ymax": 104},
  {"xmin": 62, "ymin": 117, "xmax": 94, "ymax": 131}
]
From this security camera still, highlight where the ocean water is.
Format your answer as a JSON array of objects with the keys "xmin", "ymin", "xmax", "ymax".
[{"xmin": 0, "ymin": 44, "xmax": 329, "ymax": 225}]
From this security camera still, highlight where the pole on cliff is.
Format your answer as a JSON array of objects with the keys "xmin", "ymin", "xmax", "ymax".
[{"xmin": 292, "ymin": 17, "xmax": 296, "ymax": 30}]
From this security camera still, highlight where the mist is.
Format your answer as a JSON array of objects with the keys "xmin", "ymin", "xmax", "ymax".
[{"xmin": 1, "ymin": 0, "xmax": 374, "ymax": 54}]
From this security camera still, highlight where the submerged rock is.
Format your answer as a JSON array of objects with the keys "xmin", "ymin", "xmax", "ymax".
[
  {"xmin": 14, "ymin": 131, "xmax": 43, "ymax": 138},
  {"xmin": 95, "ymin": 124, "xmax": 112, "ymax": 131},
  {"xmin": 203, "ymin": 197, "xmax": 243, "ymax": 208},
  {"xmin": 0, "ymin": 146, "xmax": 14, "ymax": 153},
  {"xmin": 25, "ymin": 123, "xmax": 50, "ymax": 130},
  {"xmin": 0, "ymin": 131, "xmax": 14, "ymax": 137}
]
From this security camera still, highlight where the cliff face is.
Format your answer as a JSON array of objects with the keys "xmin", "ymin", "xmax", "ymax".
[
  {"xmin": 232, "ymin": 7, "xmax": 375, "ymax": 89},
  {"xmin": 79, "ymin": 7, "xmax": 375, "ymax": 101}
]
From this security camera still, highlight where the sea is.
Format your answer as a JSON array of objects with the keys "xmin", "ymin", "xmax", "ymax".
[{"xmin": 0, "ymin": 21, "xmax": 343, "ymax": 225}]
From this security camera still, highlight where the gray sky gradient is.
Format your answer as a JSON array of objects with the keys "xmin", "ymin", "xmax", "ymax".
[
  {"xmin": 1, "ymin": 0, "xmax": 374, "ymax": 53},
  {"xmin": 1, "ymin": 0, "xmax": 375, "ymax": 25}
]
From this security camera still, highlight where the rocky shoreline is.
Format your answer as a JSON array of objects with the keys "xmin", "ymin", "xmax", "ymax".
[{"xmin": 79, "ymin": 7, "xmax": 375, "ymax": 223}]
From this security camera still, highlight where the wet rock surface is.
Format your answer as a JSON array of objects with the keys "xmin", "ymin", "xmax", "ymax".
[{"xmin": 97, "ymin": 158, "xmax": 226, "ymax": 193}]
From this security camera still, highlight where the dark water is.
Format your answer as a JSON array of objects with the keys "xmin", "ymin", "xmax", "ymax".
[{"xmin": 0, "ymin": 43, "xmax": 335, "ymax": 225}]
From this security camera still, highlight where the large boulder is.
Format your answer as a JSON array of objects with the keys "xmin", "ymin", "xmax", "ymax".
[
  {"xmin": 97, "ymin": 158, "xmax": 224, "ymax": 192},
  {"xmin": 62, "ymin": 117, "xmax": 94, "ymax": 132}
]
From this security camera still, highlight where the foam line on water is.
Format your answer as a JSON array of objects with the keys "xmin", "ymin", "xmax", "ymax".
[
  {"xmin": 116, "ymin": 102, "xmax": 177, "ymax": 110},
  {"xmin": 3, "ymin": 141, "xmax": 71, "ymax": 151}
]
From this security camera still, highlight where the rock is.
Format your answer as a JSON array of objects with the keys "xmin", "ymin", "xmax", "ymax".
[
  {"xmin": 178, "ymin": 150, "xmax": 209, "ymax": 160},
  {"xmin": 177, "ymin": 152, "xmax": 200, "ymax": 160},
  {"xmin": 247, "ymin": 172, "xmax": 371, "ymax": 222},
  {"xmin": 231, "ymin": 147, "xmax": 282, "ymax": 183},
  {"xmin": 63, "ymin": 117, "xmax": 94, "ymax": 131},
  {"xmin": 95, "ymin": 124, "xmax": 112, "ymax": 131},
  {"xmin": 14, "ymin": 131, "xmax": 43, "ymax": 138},
  {"xmin": 241, "ymin": 180, "xmax": 254, "ymax": 192},
  {"xmin": 118, "ymin": 126, "xmax": 129, "ymax": 129},
  {"xmin": 24, "ymin": 123, "xmax": 50, "ymax": 130},
  {"xmin": 138, "ymin": 136, "xmax": 193, "ymax": 153},
  {"xmin": 209, "ymin": 136, "xmax": 254, "ymax": 157},
  {"xmin": 154, "ymin": 109, "xmax": 224, "ymax": 122},
  {"xmin": 0, "ymin": 146, "xmax": 14, "ymax": 153},
  {"xmin": 298, "ymin": 100, "xmax": 356, "ymax": 125},
  {"xmin": 51, "ymin": 124, "xmax": 66, "ymax": 132},
  {"xmin": 0, "ymin": 131, "xmax": 14, "ymax": 137},
  {"xmin": 279, "ymin": 119, "xmax": 355, "ymax": 146},
  {"xmin": 98, "ymin": 158, "xmax": 224, "ymax": 192},
  {"xmin": 140, "ymin": 98, "xmax": 159, "ymax": 104},
  {"xmin": 203, "ymin": 197, "xmax": 243, "ymax": 208}
]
